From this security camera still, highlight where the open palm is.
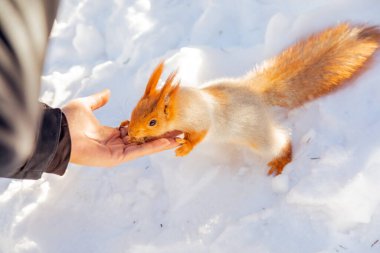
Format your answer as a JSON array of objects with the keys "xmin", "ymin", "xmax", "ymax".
[{"xmin": 62, "ymin": 90, "xmax": 179, "ymax": 167}]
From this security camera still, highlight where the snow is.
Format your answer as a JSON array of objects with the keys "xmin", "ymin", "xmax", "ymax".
[{"xmin": 1, "ymin": 0, "xmax": 380, "ymax": 252}]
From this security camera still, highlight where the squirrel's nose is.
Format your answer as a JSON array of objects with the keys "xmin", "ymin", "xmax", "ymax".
[
  {"xmin": 128, "ymin": 128, "xmax": 136, "ymax": 137},
  {"xmin": 127, "ymin": 128, "xmax": 146, "ymax": 143},
  {"xmin": 128, "ymin": 127, "xmax": 141, "ymax": 138}
]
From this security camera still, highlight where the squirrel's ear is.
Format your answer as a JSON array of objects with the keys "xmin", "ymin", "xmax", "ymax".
[
  {"xmin": 166, "ymin": 80, "xmax": 180, "ymax": 103},
  {"xmin": 144, "ymin": 61, "xmax": 164, "ymax": 97},
  {"xmin": 157, "ymin": 71, "xmax": 180, "ymax": 111}
]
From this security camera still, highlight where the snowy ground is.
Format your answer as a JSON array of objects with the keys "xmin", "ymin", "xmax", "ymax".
[{"xmin": 1, "ymin": 0, "xmax": 380, "ymax": 252}]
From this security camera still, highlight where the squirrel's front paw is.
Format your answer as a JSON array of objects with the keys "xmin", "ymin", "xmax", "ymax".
[
  {"xmin": 175, "ymin": 138, "xmax": 186, "ymax": 144},
  {"xmin": 175, "ymin": 141, "xmax": 193, "ymax": 156}
]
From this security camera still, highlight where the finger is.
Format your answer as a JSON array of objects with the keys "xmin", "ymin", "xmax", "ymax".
[
  {"xmin": 86, "ymin": 126, "xmax": 120, "ymax": 145},
  {"xmin": 160, "ymin": 130, "xmax": 183, "ymax": 138},
  {"xmin": 81, "ymin": 89, "xmax": 111, "ymax": 111},
  {"xmin": 119, "ymin": 120, "xmax": 130, "ymax": 128},
  {"xmin": 124, "ymin": 138, "xmax": 178, "ymax": 158},
  {"xmin": 143, "ymin": 130, "xmax": 183, "ymax": 142},
  {"xmin": 107, "ymin": 143, "xmax": 126, "ymax": 149},
  {"xmin": 105, "ymin": 135, "xmax": 125, "ymax": 146},
  {"xmin": 119, "ymin": 126, "xmax": 128, "ymax": 138},
  {"xmin": 162, "ymin": 138, "xmax": 180, "ymax": 149},
  {"xmin": 100, "ymin": 126, "xmax": 120, "ymax": 138},
  {"xmin": 122, "ymin": 136, "xmax": 133, "ymax": 144}
]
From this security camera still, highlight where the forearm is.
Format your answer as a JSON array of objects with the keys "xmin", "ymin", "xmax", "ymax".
[
  {"xmin": 4, "ymin": 104, "xmax": 71, "ymax": 180},
  {"xmin": 0, "ymin": 0, "xmax": 62, "ymax": 179}
]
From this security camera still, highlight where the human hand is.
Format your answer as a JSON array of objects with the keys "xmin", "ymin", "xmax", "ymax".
[{"xmin": 62, "ymin": 90, "xmax": 180, "ymax": 167}]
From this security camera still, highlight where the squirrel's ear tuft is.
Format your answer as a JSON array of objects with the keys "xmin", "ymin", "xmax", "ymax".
[
  {"xmin": 144, "ymin": 61, "xmax": 164, "ymax": 97},
  {"xmin": 158, "ymin": 70, "xmax": 180, "ymax": 109}
]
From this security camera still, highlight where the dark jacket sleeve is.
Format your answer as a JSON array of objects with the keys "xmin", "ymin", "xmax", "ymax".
[
  {"xmin": 10, "ymin": 104, "xmax": 72, "ymax": 179},
  {"xmin": 0, "ymin": 0, "xmax": 71, "ymax": 179}
]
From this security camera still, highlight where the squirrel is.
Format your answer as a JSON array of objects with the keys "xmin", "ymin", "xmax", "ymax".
[{"xmin": 121, "ymin": 23, "xmax": 380, "ymax": 176}]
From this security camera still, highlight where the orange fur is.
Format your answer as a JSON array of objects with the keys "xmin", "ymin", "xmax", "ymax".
[
  {"xmin": 203, "ymin": 86, "xmax": 229, "ymax": 101},
  {"xmin": 267, "ymin": 142, "xmax": 292, "ymax": 176},
  {"xmin": 119, "ymin": 120, "xmax": 130, "ymax": 127},
  {"xmin": 125, "ymin": 23, "xmax": 380, "ymax": 176},
  {"xmin": 175, "ymin": 130, "xmax": 208, "ymax": 156},
  {"xmin": 128, "ymin": 66, "xmax": 180, "ymax": 142},
  {"xmin": 253, "ymin": 23, "xmax": 380, "ymax": 108},
  {"xmin": 144, "ymin": 61, "xmax": 164, "ymax": 97}
]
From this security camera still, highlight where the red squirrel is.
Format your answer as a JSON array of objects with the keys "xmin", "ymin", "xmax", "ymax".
[{"xmin": 121, "ymin": 23, "xmax": 380, "ymax": 176}]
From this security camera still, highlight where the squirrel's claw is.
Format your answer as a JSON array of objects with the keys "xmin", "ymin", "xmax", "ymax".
[
  {"xmin": 175, "ymin": 141, "xmax": 193, "ymax": 156},
  {"xmin": 175, "ymin": 137, "xmax": 186, "ymax": 144}
]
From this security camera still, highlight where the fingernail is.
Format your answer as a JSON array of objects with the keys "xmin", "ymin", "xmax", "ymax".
[
  {"xmin": 158, "ymin": 139, "xmax": 171, "ymax": 146},
  {"xmin": 119, "ymin": 127, "xmax": 127, "ymax": 137}
]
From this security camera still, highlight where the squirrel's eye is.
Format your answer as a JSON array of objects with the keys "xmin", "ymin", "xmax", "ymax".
[{"xmin": 149, "ymin": 119, "xmax": 157, "ymax": 126}]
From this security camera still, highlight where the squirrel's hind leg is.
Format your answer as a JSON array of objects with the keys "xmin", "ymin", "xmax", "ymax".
[
  {"xmin": 267, "ymin": 142, "xmax": 292, "ymax": 176},
  {"xmin": 246, "ymin": 126, "xmax": 292, "ymax": 176}
]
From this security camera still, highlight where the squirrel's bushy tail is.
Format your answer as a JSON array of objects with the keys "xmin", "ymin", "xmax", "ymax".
[{"xmin": 252, "ymin": 23, "xmax": 380, "ymax": 108}]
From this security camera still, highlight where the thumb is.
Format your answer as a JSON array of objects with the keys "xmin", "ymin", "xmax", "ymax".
[{"xmin": 82, "ymin": 89, "xmax": 111, "ymax": 111}]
